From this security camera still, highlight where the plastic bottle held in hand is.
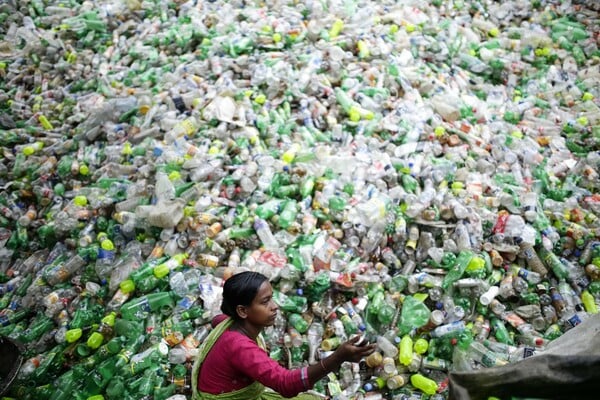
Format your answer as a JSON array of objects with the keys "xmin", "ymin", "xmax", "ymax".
[{"xmin": 307, "ymin": 322, "xmax": 324, "ymax": 364}]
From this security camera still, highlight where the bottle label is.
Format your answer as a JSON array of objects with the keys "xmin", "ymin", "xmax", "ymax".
[
  {"xmin": 163, "ymin": 329, "xmax": 184, "ymax": 346},
  {"xmin": 493, "ymin": 213, "xmax": 509, "ymax": 234},
  {"xmin": 258, "ymin": 251, "xmax": 287, "ymax": 268},
  {"xmin": 523, "ymin": 347, "xmax": 536, "ymax": 358},
  {"xmin": 503, "ymin": 312, "xmax": 525, "ymax": 329},
  {"xmin": 422, "ymin": 357, "xmax": 449, "ymax": 371},
  {"xmin": 566, "ymin": 313, "xmax": 582, "ymax": 328},
  {"xmin": 98, "ymin": 248, "xmax": 115, "ymax": 260},
  {"xmin": 139, "ymin": 298, "xmax": 151, "ymax": 313},
  {"xmin": 481, "ymin": 353, "xmax": 497, "ymax": 368},
  {"xmin": 517, "ymin": 269, "xmax": 528, "ymax": 280},
  {"xmin": 522, "ymin": 247, "xmax": 535, "ymax": 260}
]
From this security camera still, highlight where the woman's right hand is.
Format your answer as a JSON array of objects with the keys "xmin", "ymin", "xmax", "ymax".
[
  {"xmin": 307, "ymin": 335, "xmax": 378, "ymax": 385},
  {"xmin": 333, "ymin": 335, "xmax": 378, "ymax": 364}
]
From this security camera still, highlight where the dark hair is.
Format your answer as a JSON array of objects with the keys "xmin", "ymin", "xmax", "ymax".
[{"xmin": 221, "ymin": 271, "xmax": 269, "ymax": 320}]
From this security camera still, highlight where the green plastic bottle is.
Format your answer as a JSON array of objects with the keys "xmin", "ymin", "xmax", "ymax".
[
  {"xmin": 442, "ymin": 250, "xmax": 474, "ymax": 290},
  {"xmin": 288, "ymin": 313, "xmax": 309, "ymax": 334},
  {"xmin": 410, "ymin": 373, "xmax": 438, "ymax": 395},
  {"xmin": 120, "ymin": 292, "xmax": 176, "ymax": 320},
  {"xmin": 399, "ymin": 335, "xmax": 413, "ymax": 366}
]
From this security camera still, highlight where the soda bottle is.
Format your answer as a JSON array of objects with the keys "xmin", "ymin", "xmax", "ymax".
[
  {"xmin": 120, "ymin": 292, "xmax": 177, "ymax": 320},
  {"xmin": 442, "ymin": 250, "xmax": 474, "ymax": 290},
  {"xmin": 126, "ymin": 341, "xmax": 169, "ymax": 375}
]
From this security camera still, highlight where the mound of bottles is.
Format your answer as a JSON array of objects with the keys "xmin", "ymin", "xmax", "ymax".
[{"xmin": 0, "ymin": 0, "xmax": 599, "ymax": 399}]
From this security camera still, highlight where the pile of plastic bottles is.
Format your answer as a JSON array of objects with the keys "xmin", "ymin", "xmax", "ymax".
[{"xmin": 0, "ymin": 0, "xmax": 599, "ymax": 399}]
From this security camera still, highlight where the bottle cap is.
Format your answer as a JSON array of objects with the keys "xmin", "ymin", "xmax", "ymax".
[
  {"xmin": 87, "ymin": 332, "xmax": 104, "ymax": 349},
  {"xmin": 157, "ymin": 341, "xmax": 169, "ymax": 356},
  {"xmin": 120, "ymin": 279, "xmax": 135, "ymax": 294},
  {"xmin": 101, "ymin": 312, "xmax": 116, "ymax": 326},
  {"xmin": 414, "ymin": 338, "xmax": 429, "ymax": 354},
  {"xmin": 79, "ymin": 164, "xmax": 90, "ymax": 176},
  {"xmin": 100, "ymin": 239, "xmax": 114, "ymax": 251},
  {"xmin": 65, "ymin": 328, "xmax": 83, "ymax": 343},
  {"xmin": 154, "ymin": 264, "xmax": 170, "ymax": 279},
  {"xmin": 467, "ymin": 256, "xmax": 486, "ymax": 272},
  {"xmin": 76, "ymin": 344, "xmax": 91, "ymax": 357},
  {"xmin": 74, "ymin": 195, "xmax": 88, "ymax": 206}
]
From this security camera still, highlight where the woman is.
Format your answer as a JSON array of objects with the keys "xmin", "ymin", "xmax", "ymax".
[{"xmin": 192, "ymin": 271, "xmax": 377, "ymax": 399}]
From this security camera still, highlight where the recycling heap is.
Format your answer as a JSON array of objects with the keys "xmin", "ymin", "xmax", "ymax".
[{"xmin": 0, "ymin": 0, "xmax": 599, "ymax": 399}]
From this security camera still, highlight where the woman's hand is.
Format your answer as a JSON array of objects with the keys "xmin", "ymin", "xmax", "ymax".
[
  {"xmin": 307, "ymin": 334, "xmax": 378, "ymax": 384},
  {"xmin": 333, "ymin": 335, "xmax": 378, "ymax": 364}
]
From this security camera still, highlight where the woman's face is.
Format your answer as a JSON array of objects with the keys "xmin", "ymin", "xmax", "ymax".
[{"xmin": 245, "ymin": 281, "xmax": 279, "ymax": 327}]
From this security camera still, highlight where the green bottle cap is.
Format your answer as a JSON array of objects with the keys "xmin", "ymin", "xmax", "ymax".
[
  {"xmin": 101, "ymin": 239, "xmax": 114, "ymax": 251},
  {"xmin": 120, "ymin": 279, "xmax": 135, "ymax": 294},
  {"xmin": 79, "ymin": 164, "xmax": 90, "ymax": 176},
  {"xmin": 106, "ymin": 338, "xmax": 123, "ymax": 354},
  {"xmin": 87, "ymin": 332, "xmax": 104, "ymax": 349},
  {"xmin": 74, "ymin": 195, "xmax": 88, "ymax": 207},
  {"xmin": 76, "ymin": 343, "xmax": 91, "ymax": 357},
  {"xmin": 413, "ymin": 338, "xmax": 429, "ymax": 354},
  {"xmin": 467, "ymin": 256, "xmax": 486, "ymax": 272},
  {"xmin": 65, "ymin": 328, "xmax": 83, "ymax": 343},
  {"xmin": 101, "ymin": 312, "xmax": 116, "ymax": 326},
  {"xmin": 413, "ymin": 293, "xmax": 428, "ymax": 303},
  {"xmin": 154, "ymin": 264, "xmax": 170, "ymax": 279}
]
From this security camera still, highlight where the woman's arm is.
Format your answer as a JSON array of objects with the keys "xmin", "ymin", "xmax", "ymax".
[
  {"xmin": 306, "ymin": 335, "xmax": 377, "ymax": 385},
  {"xmin": 233, "ymin": 333, "xmax": 376, "ymax": 396},
  {"xmin": 235, "ymin": 336, "xmax": 310, "ymax": 397}
]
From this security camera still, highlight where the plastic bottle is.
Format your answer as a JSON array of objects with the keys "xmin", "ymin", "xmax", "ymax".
[
  {"xmin": 43, "ymin": 254, "xmax": 86, "ymax": 286},
  {"xmin": 399, "ymin": 334, "xmax": 413, "ymax": 366},
  {"xmin": 120, "ymin": 292, "xmax": 177, "ymax": 321},
  {"xmin": 410, "ymin": 373, "xmax": 438, "ymax": 395},
  {"xmin": 376, "ymin": 334, "xmax": 399, "ymax": 359},
  {"xmin": 518, "ymin": 240, "xmax": 548, "ymax": 277},
  {"xmin": 442, "ymin": 250, "xmax": 474, "ymax": 290}
]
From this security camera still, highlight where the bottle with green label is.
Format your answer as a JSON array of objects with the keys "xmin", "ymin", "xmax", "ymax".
[{"xmin": 120, "ymin": 292, "xmax": 177, "ymax": 321}]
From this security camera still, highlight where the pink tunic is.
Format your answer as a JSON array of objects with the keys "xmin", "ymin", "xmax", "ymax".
[{"xmin": 198, "ymin": 316, "xmax": 311, "ymax": 397}]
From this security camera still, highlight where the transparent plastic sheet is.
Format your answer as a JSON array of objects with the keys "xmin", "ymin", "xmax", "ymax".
[{"xmin": 448, "ymin": 312, "xmax": 600, "ymax": 400}]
